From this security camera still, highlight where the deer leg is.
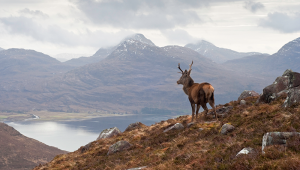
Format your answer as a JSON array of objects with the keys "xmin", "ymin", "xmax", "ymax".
[
  {"xmin": 191, "ymin": 103, "xmax": 195, "ymax": 121},
  {"xmin": 209, "ymin": 100, "xmax": 218, "ymax": 121},
  {"xmin": 201, "ymin": 103, "xmax": 209, "ymax": 119},
  {"xmin": 195, "ymin": 104, "xmax": 201, "ymax": 120}
]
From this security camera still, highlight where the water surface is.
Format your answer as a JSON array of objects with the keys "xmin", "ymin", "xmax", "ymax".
[{"xmin": 8, "ymin": 114, "xmax": 175, "ymax": 152}]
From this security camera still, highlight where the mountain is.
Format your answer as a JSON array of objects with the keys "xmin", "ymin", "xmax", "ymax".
[
  {"xmin": 0, "ymin": 48, "xmax": 76, "ymax": 111},
  {"xmin": 0, "ymin": 47, "xmax": 4, "ymax": 51},
  {"xmin": 224, "ymin": 37, "xmax": 300, "ymax": 77},
  {"xmin": 53, "ymin": 53, "xmax": 91, "ymax": 62},
  {"xmin": 17, "ymin": 38, "xmax": 269, "ymax": 113},
  {"xmin": 64, "ymin": 33, "xmax": 155, "ymax": 67},
  {"xmin": 34, "ymin": 95, "xmax": 300, "ymax": 170},
  {"xmin": 185, "ymin": 40, "xmax": 265, "ymax": 63},
  {"xmin": 0, "ymin": 122, "xmax": 66, "ymax": 170}
]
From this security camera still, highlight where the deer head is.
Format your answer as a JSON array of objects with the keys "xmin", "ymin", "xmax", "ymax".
[{"xmin": 177, "ymin": 61, "xmax": 193, "ymax": 85}]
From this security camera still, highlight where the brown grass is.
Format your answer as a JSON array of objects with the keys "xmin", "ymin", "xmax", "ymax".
[{"xmin": 33, "ymin": 96, "xmax": 300, "ymax": 170}]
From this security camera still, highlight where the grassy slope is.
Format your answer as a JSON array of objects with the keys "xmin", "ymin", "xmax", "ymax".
[{"xmin": 34, "ymin": 96, "xmax": 300, "ymax": 170}]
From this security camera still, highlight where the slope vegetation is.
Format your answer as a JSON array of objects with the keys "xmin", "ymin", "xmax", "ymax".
[
  {"xmin": 34, "ymin": 96, "xmax": 300, "ymax": 169},
  {"xmin": 0, "ymin": 123, "xmax": 67, "ymax": 170}
]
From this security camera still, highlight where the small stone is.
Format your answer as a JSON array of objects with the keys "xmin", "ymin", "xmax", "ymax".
[
  {"xmin": 220, "ymin": 123, "xmax": 235, "ymax": 135},
  {"xmin": 240, "ymin": 100, "xmax": 246, "ymax": 105},
  {"xmin": 187, "ymin": 122, "xmax": 195, "ymax": 128},
  {"xmin": 163, "ymin": 123, "xmax": 184, "ymax": 133},
  {"xmin": 125, "ymin": 122, "xmax": 145, "ymax": 132},
  {"xmin": 238, "ymin": 90, "xmax": 260, "ymax": 101},
  {"xmin": 80, "ymin": 142, "xmax": 92, "ymax": 153},
  {"xmin": 127, "ymin": 166, "xmax": 147, "ymax": 170},
  {"xmin": 199, "ymin": 128, "xmax": 204, "ymax": 131},
  {"xmin": 236, "ymin": 147, "xmax": 255, "ymax": 157},
  {"xmin": 97, "ymin": 127, "xmax": 121, "ymax": 140},
  {"xmin": 107, "ymin": 140, "xmax": 132, "ymax": 155}
]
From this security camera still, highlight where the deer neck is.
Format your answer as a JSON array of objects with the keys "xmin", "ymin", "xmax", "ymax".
[{"xmin": 182, "ymin": 78, "xmax": 194, "ymax": 95}]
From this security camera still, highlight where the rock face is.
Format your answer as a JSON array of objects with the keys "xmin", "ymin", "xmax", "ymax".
[
  {"xmin": 236, "ymin": 147, "xmax": 255, "ymax": 157},
  {"xmin": 238, "ymin": 90, "xmax": 260, "ymax": 101},
  {"xmin": 97, "ymin": 127, "xmax": 121, "ymax": 140},
  {"xmin": 125, "ymin": 122, "xmax": 145, "ymax": 132},
  {"xmin": 220, "ymin": 123, "xmax": 235, "ymax": 135},
  {"xmin": 107, "ymin": 140, "xmax": 132, "ymax": 155},
  {"xmin": 163, "ymin": 123, "xmax": 184, "ymax": 133},
  {"xmin": 262, "ymin": 132, "xmax": 300, "ymax": 154},
  {"xmin": 258, "ymin": 70, "xmax": 300, "ymax": 107}
]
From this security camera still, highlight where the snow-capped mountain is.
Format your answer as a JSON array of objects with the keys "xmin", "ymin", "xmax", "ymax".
[
  {"xmin": 64, "ymin": 33, "xmax": 155, "ymax": 67},
  {"xmin": 224, "ymin": 37, "xmax": 300, "ymax": 77},
  {"xmin": 185, "ymin": 40, "xmax": 263, "ymax": 63}
]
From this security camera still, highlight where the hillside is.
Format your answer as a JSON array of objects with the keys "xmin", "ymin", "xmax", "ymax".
[
  {"xmin": 185, "ymin": 40, "xmax": 264, "ymax": 63},
  {"xmin": 0, "ymin": 122, "xmax": 67, "ymax": 170},
  {"xmin": 33, "ymin": 94, "xmax": 300, "ymax": 170},
  {"xmin": 224, "ymin": 37, "xmax": 300, "ymax": 77},
  {"xmin": 20, "ymin": 38, "xmax": 269, "ymax": 113}
]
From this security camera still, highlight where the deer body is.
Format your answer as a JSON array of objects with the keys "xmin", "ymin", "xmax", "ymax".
[{"xmin": 177, "ymin": 61, "xmax": 217, "ymax": 121}]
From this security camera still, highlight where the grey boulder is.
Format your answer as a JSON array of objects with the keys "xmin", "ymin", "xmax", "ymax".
[
  {"xmin": 97, "ymin": 127, "xmax": 121, "ymax": 140},
  {"xmin": 107, "ymin": 140, "xmax": 132, "ymax": 155}
]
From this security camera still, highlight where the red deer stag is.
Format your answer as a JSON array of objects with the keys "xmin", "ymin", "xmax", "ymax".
[{"xmin": 177, "ymin": 61, "xmax": 217, "ymax": 121}]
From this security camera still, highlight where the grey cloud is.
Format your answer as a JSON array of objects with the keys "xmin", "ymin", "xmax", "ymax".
[
  {"xmin": 19, "ymin": 8, "xmax": 49, "ymax": 18},
  {"xmin": 0, "ymin": 16, "xmax": 133, "ymax": 47},
  {"xmin": 244, "ymin": 0, "xmax": 264, "ymax": 13},
  {"xmin": 259, "ymin": 12, "xmax": 300, "ymax": 33},
  {"xmin": 161, "ymin": 29, "xmax": 198, "ymax": 45},
  {"xmin": 71, "ymin": 0, "xmax": 241, "ymax": 29}
]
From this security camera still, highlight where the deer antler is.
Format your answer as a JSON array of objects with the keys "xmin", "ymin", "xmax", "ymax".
[
  {"xmin": 178, "ymin": 63, "xmax": 184, "ymax": 73},
  {"xmin": 188, "ymin": 61, "xmax": 193, "ymax": 73}
]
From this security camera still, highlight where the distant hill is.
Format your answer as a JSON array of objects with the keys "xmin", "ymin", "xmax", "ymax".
[
  {"xmin": 224, "ymin": 37, "xmax": 300, "ymax": 77},
  {"xmin": 53, "ymin": 53, "xmax": 91, "ymax": 62},
  {"xmin": 185, "ymin": 40, "xmax": 265, "ymax": 63},
  {"xmin": 0, "ymin": 47, "xmax": 4, "ymax": 51},
  {"xmin": 0, "ymin": 122, "xmax": 66, "ymax": 170},
  {"xmin": 0, "ymin": 48, "xmax": 76, "ymax": 111},
  {"xmin": 64, "ymin": 33, "xmax": 155, "ymax": 67}
]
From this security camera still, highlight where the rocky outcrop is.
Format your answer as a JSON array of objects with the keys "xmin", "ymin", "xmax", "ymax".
[
  {"xmin": 262, "ymin": 132, "xmax": 300, "ymax": 154},
  {"xmin": 238, "ymin": 90, "xmax": 259, "ymax": 101},
  {"xmin": 125, "ymin": 122, "xmax": 146, "ymax": 132},
  {"xmin": 107, "ymin": 140, "xmax": 132, "ymax": 155},
  {"xmin": 97, "ymin": 127, "xmax": 121, "ymax": 140},
  {"xmin": 258, "ymin": 69, "xmax": 300, "ymax": 107},
  {"xmin": 163, "ymin": 123, "xmax": 184, "ymax": 133},
  {"xmin": 220, "ymin": 123, "xmax": 235, "ymax": 135}
]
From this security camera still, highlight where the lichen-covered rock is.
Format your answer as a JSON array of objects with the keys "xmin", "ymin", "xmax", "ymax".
[
  {"xmin": 220, "ymin": 123, "xmax": 235, "ymax": 135},
  {"xmin": 240, "ymin": 100, "xmax": 246, "ymax": 105},
  {"xmin": 258, "ymin": 70, "xmax": 300, "ymax": 107},
  {"xmin": 125, "ymin": 122, "xmax": 145, "ymax": 132},
  {"xmin": 236, "ymin": 147, "xmax": 255, "ymax": 157},
  {"xmin": 107, "ymin": 140, "xmax": 132, "ymax": 155},
  {"xmin": 283, "ymin": 86, "xmax": 300, "ymax": 107},
  {"xmin": 97, "ymin": 127, "xmax": 121, "ymax": 140},
  {"xmin": 262, "ymin": 132, "xmax": 300, "ymax": 154},
  {"xmin": 163, "ymin": 123, "xmax": 184, "ymax": 133},
  {"xmin": 238, "ymin": 90, "xmax": 260, "ymax": 101}
]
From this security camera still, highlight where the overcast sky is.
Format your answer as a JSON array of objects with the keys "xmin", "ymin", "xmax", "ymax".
[{"xmin": 0, "ymin": 0, "xmax": 300, "ymax": 58}]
